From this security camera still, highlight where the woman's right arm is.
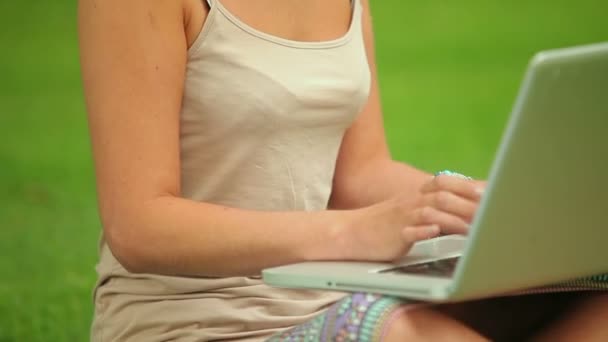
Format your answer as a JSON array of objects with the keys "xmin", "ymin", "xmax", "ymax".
[{"xmin": 78, "ymin": 0, "xmax": 449, "ymax": 278}]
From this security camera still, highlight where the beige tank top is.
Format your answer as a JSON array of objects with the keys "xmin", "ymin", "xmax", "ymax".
[{"xmin": 92, "ymin": 0, "xmax": 370, "ymax": 340}]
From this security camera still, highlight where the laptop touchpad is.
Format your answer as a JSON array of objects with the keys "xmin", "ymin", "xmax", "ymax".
[
  {"xmin": 372, "ymin": 235, "xmax": 467, "ymax": 277},
  {"xmin": 403, "ymin": 234, "xmax": 466, "ymax": 260}
]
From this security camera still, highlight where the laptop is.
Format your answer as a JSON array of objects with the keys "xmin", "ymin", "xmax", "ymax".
[{"xmin": 262, "ymin": 41, "xmax": 608, "ymax": 302}]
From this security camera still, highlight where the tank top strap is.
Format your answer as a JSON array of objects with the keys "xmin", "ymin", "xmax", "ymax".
[
  {"xmin": 350, "ymin": 0, "xmax": 363, "ymax": 34},
  {"xmin": 204, "ymin": 0, "xmax": 212, "ymax": 8}
]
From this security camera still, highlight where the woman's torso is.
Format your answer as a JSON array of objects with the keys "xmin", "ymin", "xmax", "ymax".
[{"xmin": 92, "ymin": 0, "xmax": 370, "ymax": 340}]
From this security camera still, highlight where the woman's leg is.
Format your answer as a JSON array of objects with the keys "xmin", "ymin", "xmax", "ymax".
[
  {"xmin": 386, "ymin": 292, "xmax": 588, "ymax": 341},
  {"xmin": 533, "ymin": 293, "xmax": 608, "ymax": 342},
  {"xmin": 434, "ymin": 292, "xmax": 581, "ymax": 341},
  {"xmin": 268, "ymin": 292, "xmax": 587, "ymax": 341},
  {"xmin": 383, "ymin": 305, "xmax": 488, "ymax": 341}
]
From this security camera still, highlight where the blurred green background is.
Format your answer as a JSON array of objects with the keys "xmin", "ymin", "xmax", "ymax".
[{"xmin": 0, "ymin": 1, "xmax": 606, "ymax": 341}]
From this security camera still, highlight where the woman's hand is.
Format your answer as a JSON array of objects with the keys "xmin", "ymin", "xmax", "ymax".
[
  {"xmin": 418, "ymin": 174, "xmax": 486, "ymax": 234},
  {"xmin": 335, "ymin": 174, "xmax": 486, "ymax": 262}
]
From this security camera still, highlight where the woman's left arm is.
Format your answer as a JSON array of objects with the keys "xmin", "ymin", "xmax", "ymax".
[
  {"xmin": 330, "ymin": 0, "xmax": 484, "ymax": 218},
  {"xmin": 329, "ymin": 0, "xmax": 431, "ymax": 210}
]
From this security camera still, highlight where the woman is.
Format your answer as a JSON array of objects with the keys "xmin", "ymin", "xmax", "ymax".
[{"xmin": 78, "ymin": 0, "xmax": 608, "ymax": 340}]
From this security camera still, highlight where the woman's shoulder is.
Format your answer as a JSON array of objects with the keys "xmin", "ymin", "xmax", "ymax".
[{"xmin": 78, "ymin": 0, "xmax": 208, "ymax": 51}]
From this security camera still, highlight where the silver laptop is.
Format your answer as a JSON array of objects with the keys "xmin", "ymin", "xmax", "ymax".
[{"xmin": 263, "ymin": 42, "xmax": 608, "ymax": 302}]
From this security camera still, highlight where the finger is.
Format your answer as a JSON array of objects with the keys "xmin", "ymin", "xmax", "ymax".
[
  {"xmin": 412, "ymin": 207, "xmax": 470, "ymax": 235},
  {"xmin": 401, "ymin": 225, "xmax": 441, "ymax": 252},
  {"xmin": 473, "ymin": 180, "xmax": 487, "ymax": 195},
  {"xmin": 394, "ymin": 226, "xmax": 439, "ymax": 262},
  {"xmin": 420, "ymin": 191, "xmax": 478, "ymax": 223},
  {"xmin": 403, "ymin": 224, "xmax": 441, "ymax": 241},
  {"xmin": 421, "ymin": 175, "xmax": 482, "ymax": 201},
  {"xmin": 421, "ymin": 174, "xmax": 480, "ymax": 198}
]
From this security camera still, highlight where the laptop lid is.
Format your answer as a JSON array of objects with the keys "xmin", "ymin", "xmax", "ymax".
[{"xmin": 449, "ymin": 42, "xmax": 608, "ymax": 301}]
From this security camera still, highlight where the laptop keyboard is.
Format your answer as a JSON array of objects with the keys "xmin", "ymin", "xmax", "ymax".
[{"xmin": 379, "ymin": 256, "xmax": 460, "ymax": 278}]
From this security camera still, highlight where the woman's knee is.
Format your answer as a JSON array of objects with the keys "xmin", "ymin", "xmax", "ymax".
[
  {"xmin": 533, "ymin": 293, "xmax": 608, "ymax": 342},
  {"xmin": 383, "ymin": 305, "xmax": 489, "ymax": 342}
]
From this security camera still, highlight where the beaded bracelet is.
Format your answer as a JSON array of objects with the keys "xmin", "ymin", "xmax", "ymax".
[{"xmin": 434, "ymin": 169, "xmax": 473, "ymax": 180}]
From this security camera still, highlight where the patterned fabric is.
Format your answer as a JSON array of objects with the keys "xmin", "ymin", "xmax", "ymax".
[
  {"xmin": 516, "ymin": 274, "xmax": 608, "ymax": 295},
  {"xmin": 267, "ymin": 293, "xmax": 404, "ymax": 342}
]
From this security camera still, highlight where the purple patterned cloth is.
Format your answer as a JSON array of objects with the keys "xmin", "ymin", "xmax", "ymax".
[{"xmin": 267, "ymin": 293, "xmax": 405, "ymax": 342}]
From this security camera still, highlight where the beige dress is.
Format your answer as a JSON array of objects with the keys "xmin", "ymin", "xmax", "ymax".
[{"xmin": 91, "ymin": 0, "xmax": 371, "ymax": 340}]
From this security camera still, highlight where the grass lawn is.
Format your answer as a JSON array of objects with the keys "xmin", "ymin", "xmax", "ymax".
[{"xmin": 0, "ymin": 1, "xmax": 606, "ymax": 340}]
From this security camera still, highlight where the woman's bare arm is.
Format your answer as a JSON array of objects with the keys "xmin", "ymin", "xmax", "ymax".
[
  {"xmin": 77, "ymin": 0, "xmax": 360, "ymax": 277},
  {"xmin": 329, "ymin": 0, "xmax": 433, "ymax": 211}
]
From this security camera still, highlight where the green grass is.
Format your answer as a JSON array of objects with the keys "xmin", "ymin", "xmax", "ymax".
[{"xmin": 0, "ymin": 1, "xmax": 606, "ymax": 341}]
